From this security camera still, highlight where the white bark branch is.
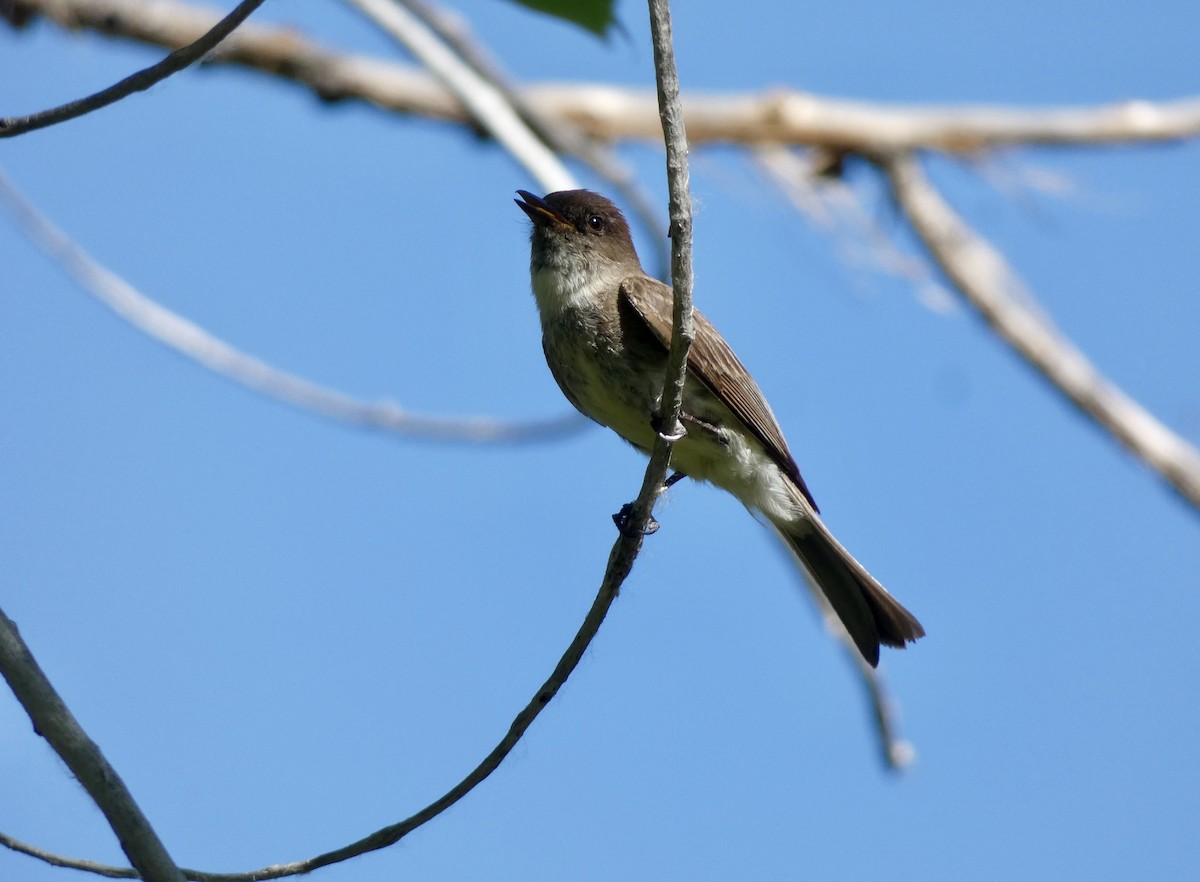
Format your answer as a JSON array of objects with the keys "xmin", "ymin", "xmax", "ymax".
[
  {"xmin": 341, "ymin": 0, "xmax": 574, "ymax": 193},
  {"xmin": 390, "ymin": 0, "xmax": 670, "ymax": 275},
  {"xmin": 0, "ymin": 170, "xmax": 583, "ymax": 444},
  {"xmin": 7, "ymin": 0, "xmax": 1199, "ymax": 152},
  {"xmin": 883, "ymin": 152, "xmax": 1200, "ymax": 511}
]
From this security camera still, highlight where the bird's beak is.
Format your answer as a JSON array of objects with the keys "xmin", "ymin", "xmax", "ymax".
[{"xmin": 515, "ymin": 190, "xmax": 570, "ymax": 228}]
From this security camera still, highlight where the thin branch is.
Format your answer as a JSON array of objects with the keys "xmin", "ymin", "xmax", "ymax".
[
  {"xmin": 184, "ymin": 562, "xmax": 633, "ymax": 880},
  {"xmin": 0, "ymin": 0, "xmax": 266, "ymax": 137},
  {"xmin": 882, "ymin": 152, "xmax": 1200, "ymax": 512},
  {"xmin": 0, "ymin": 170, "xmax": 583, "ymax": 444},
  {"xmin": 342, "ymin": 0, "xmax": 573, "ymax": 193},
  {"xmin": 852, "ymin": 651, "xmax": 915, "ymax": 770},
  {"xmin": 647, "ymin": 0, "xmax": 694, "ymax": 437},
  {"xmin": 0, "ymin": 831, "xmax": 137, "ymax": 879},
  {"xmin": 752, "ymin": 147, "xmax": 921, "ymax": 770},
  {"xmin": 0, "ymin": 610, "xmax": 184, "ymax": 882},
  {"xmin": 7, "ymin": 0, "xmax": 1200, "ymax": 152},
  {"xmin": 831, "ymin": 610, "xmax": 914, "ymax": 770}
]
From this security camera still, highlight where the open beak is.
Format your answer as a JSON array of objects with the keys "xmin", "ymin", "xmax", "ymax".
[{"xmin": 515, "ymin": 190, "xmax": 570, "ymax": 228}]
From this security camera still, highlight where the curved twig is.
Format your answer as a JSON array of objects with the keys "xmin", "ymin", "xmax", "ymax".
[
  {"xmin": 184, "ymin": 568, "xmax": 630, "ymax": 880},
  {"xmin": 2, "ymin": 561, "xmax": 620, "ymax": 880},
  {"xmin": 0, "ymin": 170, "xmax": 584, "ymax": 444},
  {"xmin": 0, "ymin": 0, "xmax": 267, "ymax": 137},
  {"xmin": 882, "ymin": 152, "xmax": 1200, "ymax": 512}
]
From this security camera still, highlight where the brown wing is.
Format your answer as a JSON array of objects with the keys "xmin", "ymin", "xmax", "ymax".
[{"xmin": 619, "ymin": 275, "xmax": 819, "ymax": 511}]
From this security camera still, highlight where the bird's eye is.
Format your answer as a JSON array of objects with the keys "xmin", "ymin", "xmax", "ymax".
[{"xmin": 587, "ymin": 214, "xmax": 604, "ymax": 231}]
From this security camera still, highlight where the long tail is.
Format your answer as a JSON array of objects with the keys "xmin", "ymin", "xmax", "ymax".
[{"xmin": 776, "ymin": 517, "xmax": 925, "ymax": 667}]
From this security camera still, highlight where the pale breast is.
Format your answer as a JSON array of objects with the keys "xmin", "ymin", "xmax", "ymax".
[{"xmin": 541, "ymin": 300, "xmax": 665, "ymax": 453}]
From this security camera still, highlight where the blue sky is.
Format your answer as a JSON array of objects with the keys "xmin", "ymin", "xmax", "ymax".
[{"xmin": 3, "ymin": 0, "xmax": 1199, "ymax": 879}]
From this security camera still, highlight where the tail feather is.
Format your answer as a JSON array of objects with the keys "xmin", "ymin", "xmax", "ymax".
[{"xmin": 779, "ymin": 520, "xmax": 924, "ymax": 668}]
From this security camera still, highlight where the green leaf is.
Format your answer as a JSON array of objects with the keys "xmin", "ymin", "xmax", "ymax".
[{"xmin": 505, "ymin": 0, "xmax": 617, "ymax": 38}]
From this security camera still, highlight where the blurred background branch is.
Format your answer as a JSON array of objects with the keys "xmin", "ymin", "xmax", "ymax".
[
  {"xmin": 5, "ymin": 0, "xmax": 1198, "ymax": 151},
  {"xmin": 881, "ymin": 152, "xmax": 1200, "ymax": 510},
  {"xmin": 6, "ymin": 0, "xmax": 1197, "ymax": 509},
  {"xmin": 0, "ymin": 170, "xmax": 584, "ymax": 444}
]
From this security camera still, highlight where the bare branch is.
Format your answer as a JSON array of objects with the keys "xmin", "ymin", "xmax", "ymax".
[
  {"xmin": 852, "ymin": 652, "xmax": 916, "ymax": 771},
  {"xmin": 882, "ymin": 152, "xmax": 1200, "ymax": 512},
  {"xmin": 827, "ymin": 608, "xmax": 915, "ymax": 770},
  {"xmin": 0, "ymin": 610, "xmax": 184, "ymax": 881},
  {"xmin": 0, "ymin": 170, "xmax": 583, "ymax": 444},
  {"xmin": 0, "ymin": 831, "xmax": 137, "ymax": 879},
  {"xmin": 648, "ymin": 0, "xmax": 694, "ymax": 436},
  {"xmin": 0, "ymin": 0, "xmax": 266, "ymax": 137},
  {"xmin": 558, "ymin": 88, "xmax": 1200, "ymax": 152},
  {"xmin": 751, "ymin": 149, "xmax": 923, "ymax": 771},
  {"xmin": 588, "ymin": 0, "xmax": 699, "ymax": 553},
  {"xmin": 7, "ymin": 0, "xmax": 1199, "ymax": 152},
  {"xmin": 343, "ymin": 0, "xmax": 574, "ymax": 193},
  {"xmin": 393, "ymin": 0, "xmax": 671, "ymax": 277},
  {"xmin": 185, "ymin": 566, "xmax": 631, "ymax": 880}
]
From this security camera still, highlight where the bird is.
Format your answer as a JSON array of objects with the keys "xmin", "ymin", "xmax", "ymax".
[{"xmin": 515, "ymin": 188, "xmax": 924, "ymax": 666}]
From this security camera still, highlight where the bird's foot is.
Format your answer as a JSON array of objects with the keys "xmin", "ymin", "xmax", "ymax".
[
  {"xmin": 612, "ymin": 503, "xmax": 660, "ymax": 537},
  {"xmin": 650, "ymin": 413, "xmax": 687, "ymax": 442},
  {"xmin": 612, "ymin": 472, "xmax": 684, "ymax": 536}
]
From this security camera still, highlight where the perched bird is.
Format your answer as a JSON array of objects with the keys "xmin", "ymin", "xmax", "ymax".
[{"xmin": 516, "ymin": 189, "xmax": 924, "ymax": 666}]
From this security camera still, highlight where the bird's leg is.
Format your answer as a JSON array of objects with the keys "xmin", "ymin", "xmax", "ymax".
[
  {"xmin": 679, "ymin": 412, "xmax": 728, "ymax": 445},
  {"xmin": 611, "ymin": 413, "xmax": 697, "ymax": 536}
]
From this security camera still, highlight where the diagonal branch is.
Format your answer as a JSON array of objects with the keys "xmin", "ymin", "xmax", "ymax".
[
  {"xmin": 350, "ymin": 0, "xmax": 666, "ymax": 277},
  {"xmin": 0, "ymin": 610, "xmax": 185, "ymax": 882},
  {"xmin": 392, "ymin": 0, "xmax": 670, "ymax": 277},
  {"xmin": 342, "ymin": 0, "xmax": 574, "ymax": 193},
  {"xmin": 0, "ymin": 170, "xmax": 583, "ymax": 444},
  {"xmin": 6, "ymin": 0, "xmax": 1199, "ymax": 152},
  {"xmin": 882, "ymin": 152, "xmax": 1200, "ymax": 512},
  {"xmin": 0, "ymin": 0, "xmax": 267, "ymax": 136}
]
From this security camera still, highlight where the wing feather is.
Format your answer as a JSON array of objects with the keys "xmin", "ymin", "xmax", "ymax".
[{"xmin": 619, "ymin": 276, "xmax": 819, "ymax": 511}]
